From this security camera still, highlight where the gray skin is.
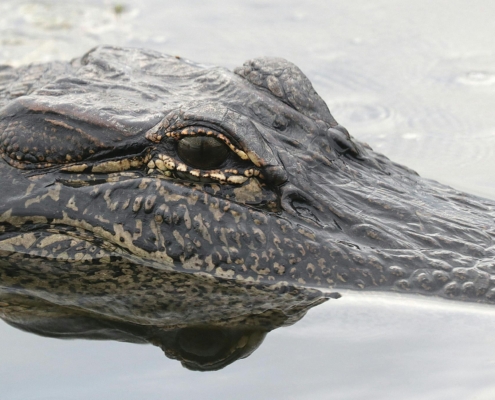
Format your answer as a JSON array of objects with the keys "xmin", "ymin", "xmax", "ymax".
[
  {"xmin": 0, "ymin": 47, "xmax": 494, "ymax": 369},
  {"xmin": 1, "ymin": 45, "xmax": 495, "ymax": 302}
]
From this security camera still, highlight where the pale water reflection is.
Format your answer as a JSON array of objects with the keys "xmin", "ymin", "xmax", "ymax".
[
  {"xmin": 2, "ymin": 294, "xmax": 495, "ymax": 399},
  {"xmin": 1, "ymin": 0, "xmax": 495, "ymax": 399}
]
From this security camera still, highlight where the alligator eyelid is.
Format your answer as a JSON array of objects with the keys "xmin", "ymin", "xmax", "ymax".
[
  {"xmin": 147, "ymin": 155, "xmax": 254, "ymax": 185},
  {"xmin": 165, "ymin": 127, "xmax": 250, "ymax": 161},
  {"xmin": 147, "ymin": 125, "xmax": 259, "ymax": 183}
]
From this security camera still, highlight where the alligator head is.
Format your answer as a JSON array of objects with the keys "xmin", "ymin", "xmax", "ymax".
[{"xmin": 0, "ymin": 47, "xmax": 494, "ymax": 360}]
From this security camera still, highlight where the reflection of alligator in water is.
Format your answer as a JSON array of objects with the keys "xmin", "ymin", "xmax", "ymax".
[
  {"xmin": 0, "ymin": 268, "xmax": 327, "ymax": 371},
  {"xmin": 0, "ymin": 47, "xmax": 494, "ymax": 369}
]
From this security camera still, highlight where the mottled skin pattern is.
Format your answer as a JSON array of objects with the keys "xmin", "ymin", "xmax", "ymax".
[{"xmin": 0, "ymin": 46, "xmax": 495, "ymax": 368}]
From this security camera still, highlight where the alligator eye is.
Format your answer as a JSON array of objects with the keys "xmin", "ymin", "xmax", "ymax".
[{"xmin": 177, "ymin": 136, "xmax": 230, "ymax": 170}]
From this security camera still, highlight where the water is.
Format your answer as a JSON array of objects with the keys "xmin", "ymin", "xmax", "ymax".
[
  {"xmin": 1, "ymin": 0, "xmax": 495, "ymax": 398},
  {"xmin": 3, "ymin": 294, "xmax": 495, "ymax": 399}
]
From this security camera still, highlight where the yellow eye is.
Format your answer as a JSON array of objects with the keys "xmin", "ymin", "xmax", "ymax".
[{"xmin": 177, "ymin": 136, "xmax": 230, "ymax": 170}]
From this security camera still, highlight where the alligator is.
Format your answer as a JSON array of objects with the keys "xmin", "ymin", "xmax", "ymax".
[{"xmin": 0, "ymin": 46, "xmax": 494, "ymax": 369}]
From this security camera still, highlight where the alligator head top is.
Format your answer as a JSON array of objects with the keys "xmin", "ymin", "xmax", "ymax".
[{"xmin": 0, "ymin": 46, "xmax": 494, "ymax": 368}]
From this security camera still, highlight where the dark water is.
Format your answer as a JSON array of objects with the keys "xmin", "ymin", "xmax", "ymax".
[{"xmin": 1, "ymin": 1, "xmax": 495, "ymax": 398}]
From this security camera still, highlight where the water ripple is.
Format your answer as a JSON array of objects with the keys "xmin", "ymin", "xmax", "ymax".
[
  {"xmin": 331, "ymin": 102, "xmax": 394, "ymax": 125},
  {"xmin": 456, "ymin": 71, "xmax": 495, "ymax": 86}
]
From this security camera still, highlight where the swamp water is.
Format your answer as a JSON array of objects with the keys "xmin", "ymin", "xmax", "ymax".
[{"xmin": 1, "ymin": 1, "xmax": 494, "ymax": 398}]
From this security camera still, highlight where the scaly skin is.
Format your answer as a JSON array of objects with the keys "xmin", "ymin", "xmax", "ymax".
[
  {"xmin": 1, "ymin": 45, "xmax": 494, "ymax": 304},
  {"xmin": 0, "ymin": 47, "xmax": 494, "ymax": 370}
]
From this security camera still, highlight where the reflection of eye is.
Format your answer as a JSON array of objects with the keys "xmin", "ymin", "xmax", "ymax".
[{"xmin": 177, "ymin": 136, "xmax": 230, "ymax": 170}]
